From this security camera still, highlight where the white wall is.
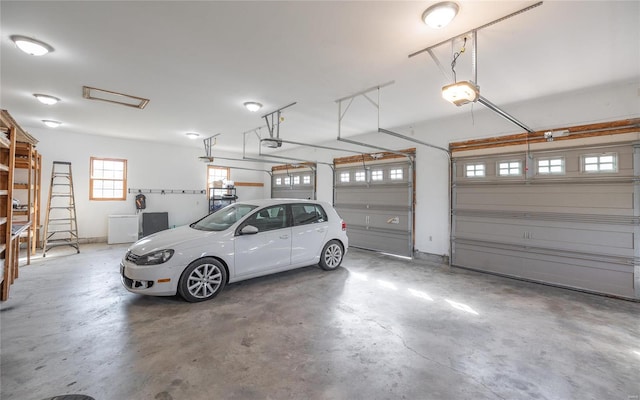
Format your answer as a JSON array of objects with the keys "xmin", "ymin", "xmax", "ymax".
[{"xmin": 33, "ymin": 130, "xmax": 266, "ymax": 241}]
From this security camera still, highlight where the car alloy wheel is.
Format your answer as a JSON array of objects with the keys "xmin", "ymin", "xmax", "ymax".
[{"xmin": 319, "ymin": 240, "xmax": 344, "ymax": 270}]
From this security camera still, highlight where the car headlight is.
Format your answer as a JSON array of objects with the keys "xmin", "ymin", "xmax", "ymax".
[{"xmin": 136, "ymin": 249, "xmax": 174, "ymax": 265}]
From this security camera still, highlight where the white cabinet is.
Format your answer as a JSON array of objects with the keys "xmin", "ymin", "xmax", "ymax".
[{"xmin": 108, "ymin": 215, "xmax": 139, "ymax": 244}]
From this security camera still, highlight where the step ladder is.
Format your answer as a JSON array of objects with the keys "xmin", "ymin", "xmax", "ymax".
[{"xmin": 43, "ymin": 161, "xmax": 80, "ymax": 257}]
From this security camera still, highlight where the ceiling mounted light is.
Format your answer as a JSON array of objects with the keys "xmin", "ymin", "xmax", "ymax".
[
  {"xmin": 441, "ymin": 81, "xmax": 479, "ymax": 106},
  {"xmin": 244, "ymin": 102, "xmax": 262, "ymax": 112},
  {"xmin": 42, "ymin": 120, "xmax": 62, "ymax": 128},
  {"xmin": 422, "ymin": 2, "xmax": 459, "ymax": 29},
  {"xmin": 10, "ymin": 35, "xmax": 54, "ymax": 56},
  {"xmin": 185, "ymin": 132, "xmax": 200, "ymax": 139},
  {"xmin": 33, "ymin": 94, "xmax": 61, "ymax": 105}
]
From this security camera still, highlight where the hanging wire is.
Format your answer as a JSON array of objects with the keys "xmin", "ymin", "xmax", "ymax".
[{"xmin": 450, "ymin": 37, "xmax": 467, "ymax": 83}]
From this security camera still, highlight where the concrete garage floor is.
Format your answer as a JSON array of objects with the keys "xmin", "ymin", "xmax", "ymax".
[{"xmin": 1, "ymin": 244, "xmax": 639, "ymax": 400}]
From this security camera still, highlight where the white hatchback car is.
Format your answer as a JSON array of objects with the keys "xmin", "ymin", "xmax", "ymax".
[{"xmin": 121, "ymin": 199, "xmax": 348, "ymax": 302}]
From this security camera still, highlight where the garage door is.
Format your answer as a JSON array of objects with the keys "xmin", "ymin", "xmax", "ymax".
[
  {"xmin": 271, "ymin": 164, "xmax": 315, "ymax": 199},
  {"xmin": 334, "ymin": 152, "xmax": 414, "ymax": 257},
  {"xmin": 452, "ymin": 140, "xmax": 639, "ymax": 299}
]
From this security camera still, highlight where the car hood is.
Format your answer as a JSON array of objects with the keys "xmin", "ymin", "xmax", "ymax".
[{"xmin": 128, "ymin": 225, "xmax": 222, "ymax": 254}]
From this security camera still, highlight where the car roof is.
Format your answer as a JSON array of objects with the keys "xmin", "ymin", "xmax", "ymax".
[{"xmin": 236, "ymin": 198, "xmax": 328, "ymax": 208}]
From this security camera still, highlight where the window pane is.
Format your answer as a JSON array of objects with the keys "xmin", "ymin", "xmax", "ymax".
[
  {"xmin": 276, "ymin": 178, "xmax": 282, "ymax": 185},
  {"xmin": 372, "ymin": 170, "xmax": 383, "ymax": 181},
  {"xmin": 303, "ymin": 176, "xmax": 311, "ymax": 184},
  {"xmin": 340, "ymin": 172, "xmax": 349, "ymax": 183},
  {"xmin": 293, "ymin": 176, "xmax": 300, "ymax": 184},
  {"xmin": 355, "ymin": 171, "xmax": 365, "ymax": 182}
]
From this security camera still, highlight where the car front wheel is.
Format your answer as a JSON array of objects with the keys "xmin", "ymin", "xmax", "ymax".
[
  {"xmin": 319, "ymin": 240, "xmax": 344, "ymax": 271},
  {"xmin": 178, "ymin": 258, "xmax": 227, "ymax": 302}
]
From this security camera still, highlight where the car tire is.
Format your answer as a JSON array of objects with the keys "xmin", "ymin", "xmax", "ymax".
[
  {"xmin": 319, "ymin": 240, "xmax": 344, "ymax": 271},
  {"xmin": 178, "ymin": 258, "xmax": 227, "ymax": 302}
]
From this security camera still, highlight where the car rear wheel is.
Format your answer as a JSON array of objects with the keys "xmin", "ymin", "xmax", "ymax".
[
  {"xmin": 319, "ymin": 240, "xmax": 344, "ymax": 271},
  {"xmin": 178, "ymin": 258, "xmax": 227, "ymax": 302}
]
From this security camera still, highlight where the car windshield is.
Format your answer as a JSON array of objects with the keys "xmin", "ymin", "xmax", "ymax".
[{"xmin": 190, "ymin": 204, "xmax": 258, "ymax": 231}]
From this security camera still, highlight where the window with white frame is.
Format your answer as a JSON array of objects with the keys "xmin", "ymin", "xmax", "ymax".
[
  {"xmin": 498, "ymin": 160, "xmax": 522, "ymax": 176},
  {"xmin": 90, "ymin": 157, "xmax": 127, "ymax": 200},
  {"xmin": 340, "ymin": 172, "xmax": 350, "ymax": 183},
  {"xmin": 390, "ymin": 168, "xmax": 403, "ymax": 180},
  {"xmin": 275, "ymin": 177, "xmax": 282, "ymax": 185},
  {"xmin": 371, "ymin": 170, "xmax": 383, "ymax": 181},
  {"xmin": 303, "ymin": 175, "xmax": 311, "ymax": 184},
  {"xmin": 537, "ymin": 158, "xmax": 565, "ymax": 175},
  {"xmin": 355, "ymin": 171, "xmax": 366, "ymax": 182},
  {"xmin": 465, "ymin": 163, "xmax": 485, "ymax": 177},
  {"xmin": 284, "ymin": 176, "xmax": 291, "ymax": 185},
  {"xmin": 582, "ymin": 153, "xmax": 617, "ymax": 173},
  {"xmin": 293, "ymin": 176, "xmax": 300, "ymax": 185}
]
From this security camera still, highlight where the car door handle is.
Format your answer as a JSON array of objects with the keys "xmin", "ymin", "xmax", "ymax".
[
  {"xmin": 316, "ymin": 228, "xmax": 326, "ymax": 233},
  {"xmin": 280, "ymin": 235, "xmax": 289, "ymax": 239}
]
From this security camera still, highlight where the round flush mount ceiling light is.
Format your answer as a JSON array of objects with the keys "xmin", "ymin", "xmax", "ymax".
[
  {"xmin": 42, "ymin": 120, "xmax": 62, "ymax": 128},
  {"xmin": 10, "ymin": 35, "xmax": 54, "ymax": 56},
  {"xmin": 243, "ymin": 102, "xmax": 262, "ymax": 112},
  {"xmin": 185, "ymin": 132, "xmax": 200, "ymax": 139},
  {"xmin": 33, "ymin": 94, "xmax": 61, "ymax": 105},
  {"xmin": 422, "ymin": 2, "xmax": 459, "ymax": 29}
]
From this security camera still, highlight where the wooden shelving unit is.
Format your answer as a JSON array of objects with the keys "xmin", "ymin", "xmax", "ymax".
[
  {"xmin": 0, "ymin": 110, "xmax": 39, "ymax": 301},
  {"xmin": 14, "ymin": 141, "xmax": 41, "ymax": 255}
]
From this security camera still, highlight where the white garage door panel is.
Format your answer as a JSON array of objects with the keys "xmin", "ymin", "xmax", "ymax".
[
  {"xmin": 455, "ymin": 217, "xmax": 636, "ymax": 253},
  {"xmin": 346, "ymin": 227, "xmax": 410, "ymax": 256},
  {"xmin": 334, "ymin": 158, "xmax": 413, "ymax": 257},
  {"xmin": 454, "ymin": 242, "xmax": 636, "ymax": 298},
  {"xmin": 452, "ymin": 142, "xmax": 639, "ymax": 299},
  {"xmin": 456, "ymin": 184, "xmax": 634, "ymax": 214}
]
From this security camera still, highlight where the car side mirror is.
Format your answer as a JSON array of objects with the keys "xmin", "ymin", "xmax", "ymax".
[{"xmin": 239, "ymin": 225, "xmax": 259, "ymax": 235}]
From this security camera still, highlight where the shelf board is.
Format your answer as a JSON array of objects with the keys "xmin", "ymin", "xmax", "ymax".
[
  {"xmin": 0, "ymin": 136, "xmax": 10, "ymax": 149},
  {"xmin": 0, "ymin": 164, "xmax": 9, "ymax": 173},
  {"xmin": 14, "ymin": 184, "xmax": 31, "ymax": 190}
]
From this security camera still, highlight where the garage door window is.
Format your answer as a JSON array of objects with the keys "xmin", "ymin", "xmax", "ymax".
[
  {"xmin": 293, "ymin": 176, "xmax": 300, "ymax": 184},
  {"xmin": 465, "ymin": 163, "xmax": 485, "ymax": 177},
  {"xmin": 90, "ymin": 157, "xmax": 127, "ymax": 200},
  {"xmin": 355, "ymin": 171, "xmax": 366, "ymax": 182},
  {"xmin": 340, "ymin": 172, "xmax": 350, "ymax": 183},
  {"xmin": 390, "ymin": 168, "xmax": 403, "ymax": 180},
  {"xmin": 303, "ymin": 175, "xmax": 311, "ymax": 184},
  {"xmin": 582, "ymin": 153, "xmax": 617, "ymax": 173},
  {"xmin": 275, "ymin": 177, "xmax": 282, "ymax": 185},
  {"xmin": 284, "ymin": 176, "xmax": 291, "ymax": 185},
  {"xmin": 498, "ymin": 161, "xmax": 522, "ymax": 176},
  {"xmin": 537, "ymin": 158, "xmax": 565, "ymax": 175},
  {"xmin": 371, "ymin": 170, "xmax": 383, "ymax": 181}
]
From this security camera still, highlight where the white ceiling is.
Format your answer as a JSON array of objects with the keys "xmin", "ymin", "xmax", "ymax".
[{"xmin": 1, "ymin": 1, "xmax": 638, "ymax": 153}]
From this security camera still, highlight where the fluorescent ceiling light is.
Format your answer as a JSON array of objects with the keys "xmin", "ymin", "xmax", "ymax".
[
  {"xmin": 10, "ymin": 35, "xmax": 54, "ymax": 56},
  {"xmin": 442, "ymin": 81, "xmax": 479, "ymax": 106},
  {"xmin": 42, "ymin": 120, "xmax": 62, "ymax": 128},
  {"xmin": 33, "ymin": 94, "xmax": 61, "ymax": 105},
  {"xmin": 244, "ymin": 102, "xmax": 262, "ymax": 112},
  {"xmin": 186, "ymin": 132, "xmax": 200, "ymax": 139},
  {"xmin": 422, "ymin": 2, "xmax": 459, "ymax": 29}
]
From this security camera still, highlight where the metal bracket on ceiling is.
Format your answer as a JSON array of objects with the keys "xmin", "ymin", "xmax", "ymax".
[
  {"xmin": 334, "ymin": 82, "xmax": 414, "ymax": 160},
  {"xmin": 262, "ymin": 102, "xmax": 297, "ymax": 140},
  {"xmin": 335, "ymin": 81, "xmax": 394, "ymax": 140},
  {"xmin": 207, "ymin": 162, "xmax": 273, "ymax": 176}
]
